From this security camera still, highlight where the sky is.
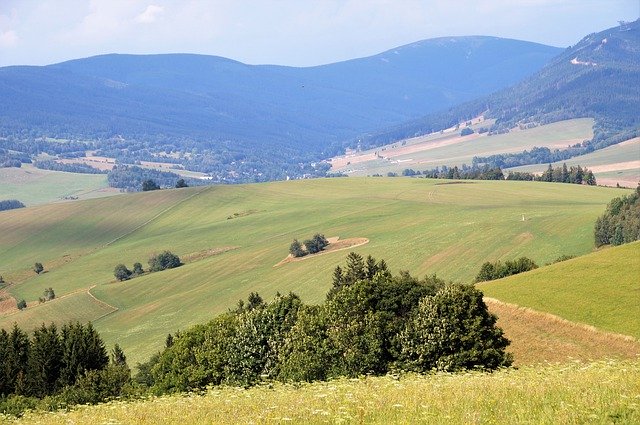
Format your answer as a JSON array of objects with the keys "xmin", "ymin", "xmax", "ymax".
[{"xmin": 0, "ymin": 0, "xmax": 638, "ymax": 68}]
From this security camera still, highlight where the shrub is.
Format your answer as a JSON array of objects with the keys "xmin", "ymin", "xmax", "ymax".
[
  {"xmin": 113, "ymin": 264, "xmax": 132, "ymax": 281},
  {"xmin": 132, "ymin": 262, "xmax": 144, "ymax": 276},
  {"xmin": 148, "ymin": 251, "xmax": 181, "ymax": 272},
  {"xmin": 16, "ymin": 299, "xmax": 27, "ymax": 310},
  {"xmin": 33, "ymin": 262, "xmax": 44, "ymax": 274},
  {"xmin": 289, "ymin": 239, "xmax": 306, "ymax": 258}
]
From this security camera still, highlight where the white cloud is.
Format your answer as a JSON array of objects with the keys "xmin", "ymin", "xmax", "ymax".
[
  {"xmin": 0, "ymin": 30, "xmax": 18, "ymax": 47},
  {"xmin": 136, "ymin": 4, "xmax": 164, "ymax": 24}
]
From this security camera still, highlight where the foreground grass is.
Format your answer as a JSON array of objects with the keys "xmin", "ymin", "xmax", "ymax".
[{"xmin": 9, "ymin": 359, "xmax": 640, "ymax": 424}]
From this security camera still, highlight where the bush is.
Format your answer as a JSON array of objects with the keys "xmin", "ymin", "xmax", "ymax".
[
  {"xmin": 148, "ymin": 251, "xmax": 181, "ymax": 272},
  {"xmin": 460, "ymin": 127, "xmax": 474, "ymax": 136},
  {"xmin": 16, "ymin": 299, "xmax": 27, "ymax": 310},
  {"xmin": 474, "ymin": 257, "xmax": 538, "ymax": 282},
  {"xmin": 113, "ymin": 264, "xmax": 132, "ymax": 281},
  {"xmin": 33, "ymin": 262, "xmax": 44, "ymax": 274},
  {"xmin": 132, "ymin": 262, "xmax": 144, "ymax": 276},
  {"xmin": 141, "ymin": 179, "xmax": 160, "ymax": 191},
  {"xmin": 303, "ymin": 234, "xmax": 329, "ymax": 255}
]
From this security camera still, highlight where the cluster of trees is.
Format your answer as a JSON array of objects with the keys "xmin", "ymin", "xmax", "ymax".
[
  {"xmin": 114, "ymin": 252, "xmax": 181, "ymax": 281},
  {"xmin": 417, "ymin": 165, "xmax": 504, "ymax": 180},
  {"xmin": 474, "ymin": 257, "xmax": 538, "ymax": 282},
  {"xmin": 289, "ymin": 234, "xmax": 329, "ymax": 258},
  {"xmin": 38, "ymin": 288, "xmax": 56, "ymax": 304},
  {"xmin": 594, "ymin": 185, "xmax": 640, "ymax": 246},
  {"xmin": 0, "ymin": 323, "xmax": 130, "ymax": 415},
  {"xmin": 136, "ymin": 253, "xmax": 511, "ymax": 393},
  {"xmin": 107, "ymin": 165, "xmax": 198, "ymax": 192},
  {"xmin": 506, "ymin": 164, "xmax": 596, "ymax": 185},
  {"xmin": 0, "ymin": 200, "xmax": 25, "ymax": 212}
]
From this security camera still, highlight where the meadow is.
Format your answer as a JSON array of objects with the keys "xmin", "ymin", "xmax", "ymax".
[
  {"xmin": 10, "ymin": 359, "xmax": 640, "ymax": 424},
  {"xmin": 0, "ymin": 178, "xmax": 631, "ymax": 365},
  {"xmin": 331, "ymin": 118, "xmax": 594, "ymax": 176},
  {"xmin": 0, "ymin": 164, "xmax": 114, "ymax": 206}
]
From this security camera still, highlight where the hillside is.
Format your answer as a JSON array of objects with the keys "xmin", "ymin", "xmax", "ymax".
[
  {"xmin": 0, "ymin": 178, "xmax": 630, "ymax": 364},
  {"xmin": 363, "ymin": 20, "xmax": 640, "ymax": 152},
  {"xmin": 0, "ymin": 37, "xmax": 560, "ymax": 181},
  {"xmin": 481, "ymin": 241, "xmax": 640, "ymax": 339}
]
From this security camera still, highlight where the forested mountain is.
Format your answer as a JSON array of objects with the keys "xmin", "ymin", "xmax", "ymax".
[
  {"xmin": 362, "ymin": 20, "xmax": 640, "ymax": 149},
  {"xmin": 0, "ymin": 37, "xmax": 559, "ymax": 181}
]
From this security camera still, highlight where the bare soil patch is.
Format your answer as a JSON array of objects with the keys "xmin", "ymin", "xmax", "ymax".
[
  {"xmin": 485, "ymin": 298, "xmax": 640, "ymax": 366},
  {"xmin": 274, "ymin": 237, "xmax": 369, "ymax": 267},
  {"xmin": 589, "ymin": 160, "xmax": 640, "ymax": 173}
]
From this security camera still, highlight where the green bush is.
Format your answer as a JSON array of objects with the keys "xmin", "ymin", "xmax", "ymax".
[{"xmin": 148, "ymin": 251, "xmax": 181, "ymax": 272}]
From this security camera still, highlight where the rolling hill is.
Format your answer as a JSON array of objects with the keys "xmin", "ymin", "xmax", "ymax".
[
  {"xmin": 0, "ymin": 37, "xmax": 560, "ymax": 182},
  {"xmin": 0, "ymin": 178, "xmax": 632, "ymax": 365},
  {"xmin": 362, "ymin": 19, "xmax": 640, "ymax": 152}
]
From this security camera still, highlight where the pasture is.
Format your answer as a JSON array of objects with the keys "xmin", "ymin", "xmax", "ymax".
[
  {"xmin": 12, "ymin": 359, "xmax": 640, "ymax": 424},
  {"xmin": 331, "ymin": 118, "xmax": 594, "ymax": 176},
  {"xmin": 0, "ymin": 178, "xmax": 631, "ymax": 365}
]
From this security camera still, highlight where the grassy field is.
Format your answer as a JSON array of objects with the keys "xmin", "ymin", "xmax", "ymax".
[
  {"xmin": 331, "ymin": 118, "xmax": 594, "ymax": 176},
  {"xmin": 0, "ymin": 164, "xmax": 115, "ymax": 206},
  {"xmin": 11, "ymin": 359, "xmax": 640, "ymax": 424},
  {"xmin": 0, "ymin": 178, "xmax": 631, "ymax": 365},
  {"xmin": 481, "ymin": 241, "xmax": 640, "ymax": 339},
  {"xmin": 509, "ymin": 136, "xmax": 640, "ymax": 188}
]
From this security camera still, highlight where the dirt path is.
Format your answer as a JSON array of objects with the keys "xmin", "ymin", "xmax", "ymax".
[{"xmin": 274, "ymin": 237, "xmax": 369, "ymax": 267}]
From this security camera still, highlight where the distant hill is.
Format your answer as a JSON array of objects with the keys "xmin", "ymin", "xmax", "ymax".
[
  {"xmin": 0, "ymin": 37, "xmax": 560, "ymax": 181},
  {"xmin": 363, "ymin": 20, "xmax": 640, "ymax": 149}
]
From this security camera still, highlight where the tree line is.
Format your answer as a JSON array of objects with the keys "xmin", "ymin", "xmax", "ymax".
[
  {"xmin": 0, "ymin": 200, "xmax": 25, "ymax": 212},
  {"xmin": 114, "ymin": 251, "xmax": 181, "ymax": 281},
  {"xmin": 595, "ymin": 185, "xmax": 640, "ymax": 246},
  {"xmin": 136, "ymin": 253, "xmax": 511, "ymax": 393}
]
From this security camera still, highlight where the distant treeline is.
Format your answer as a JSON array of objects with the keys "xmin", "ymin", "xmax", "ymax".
[
  {"xmin": 34, "ymin": 160, "xmax": 106, "ymax": 174},
  {"xmin": 595, "ymin": 185, "xmax": 640, "ymax": 246},
  {"xmin": 395, "ymin": 163, "xmax": 596, "ymax": 185},
  {"xmin": 107, "ymin": 165, "xmax": 201, "ymax": 191},
  {"xmin": 0, "ymin": 199, "xmax": 25, "ymax": 212}
]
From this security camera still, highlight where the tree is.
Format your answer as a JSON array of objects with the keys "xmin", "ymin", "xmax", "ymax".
[
  {"xmin": 132, "ymin": 262, "xmax": 144, "ymax": 276},
  {"xmin": 113, "ymin": 264, "xmax": 132, "ymax": 281},
  {"xmin": 16, "ymin": 299, "xmax": 27, "ymax": 310},
  {"xmin": 26, "ymin": 323, "xmax": 62, "ymax": 397},
  {"xmin": 460, "ymin": 127, "xmax": 474, "ymax": 136},
  {"xmin": 148, "ymin": 251, "xmax": 181, "ymax": 272},
  {"xmin": 43, "ymin": 287, "xmax": 55, "ymax": 301},
  {"xmin": 400, "ymin": 283, "xmax": 512, "ymax": 371},
  {"xmin": 175, "ymin": 179, "xmax": 188, "ymax": 188},
  {"xmin": 142, "ymin": 179, "xmax": 160, "ymax": 191},
  {"xmin": 585, "ymin": 170, "xmax": 597, "ymax": 186},
  {"xmin": 33, "ymin": 262, "xmax": 44, "ymax": 274},
  {"xmin": 289, "ymin": 239, "xmax": 306, "ymax": 258}
]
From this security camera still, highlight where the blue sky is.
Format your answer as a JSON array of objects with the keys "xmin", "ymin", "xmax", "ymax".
[{"xmin": 0, "ymin": 0, "xmax": 638, "ymax": 67}]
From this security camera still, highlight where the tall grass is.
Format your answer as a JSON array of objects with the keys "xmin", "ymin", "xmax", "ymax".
[{"xmin": 9, "ymin": 359, "xmax": 639, "ymax": 424}]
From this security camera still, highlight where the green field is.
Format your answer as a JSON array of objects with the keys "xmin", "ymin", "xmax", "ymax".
[
  {"xmin": 0, "ymin": 178, "xmax": 631, "ymax": 364},
  {"xmin": 333, "ymin": 118, "xmax": 594, "ymax": 176},
  {"xmin": 13, "ymin": 359, "xmax": 640, "ymax": 424},
  {"xmin": 0, "ymin": 164, "xmax": 114, "ymax": 206},
  {"xmin": 481, "ymin": 241, "xmax": 640, "ymax": 339}
]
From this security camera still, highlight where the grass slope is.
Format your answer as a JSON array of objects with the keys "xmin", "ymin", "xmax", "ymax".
[
  {"xmin": 13, "ymin": 359, "xmax": 640, "ymax": 424},
  {"xmin": 332, "ymin": 118, "xmax": 593, "ymax": 176},
  {"xmin": 481, "ymin": 241, "xmax": 640, "ymax": 339},
  {"xmin": 0, "ymin": 164, "xmax": 113, "ymax": 206},
  {"xmin": 0, "ymin": 178, "xmax": 630, "ymax": 364}
]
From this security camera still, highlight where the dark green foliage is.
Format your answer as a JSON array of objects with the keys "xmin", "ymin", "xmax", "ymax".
[
  {"xmin": 113, "ymin": 264, "xmax": 132, "ymax": 281},
  {"xmin": 33, "ymin": 262, "xmax": 44, "ymax": 274},
  {"xmin": 148, "ymin": 251, "xmax": 181, "ymax": 272},
  {"xmin": 141, "ymin": 179, "xmax": 160, "ymax": 191},
  {"xmin": 0, "ymin": 199, "xmax": 25, "ymax": 212},
  {"xmin": 303, "ymin": 234, "xmax": 329, "ymax": 255},
  {"xmin": 132, "ymin": 262, "xmax": 144, "ymax": 276},
  {"xmin": 1, "ymin": 325, "xmax": 30, "ymax": 396},
  {"xmin": 175, "ymin": 178, "xmax": 188, "ymax": 188},
  {"xmin": 420, "ymin": 164, "xmax": 504, "ymax": 180},
  {"xmin": 474, "ymin": 257, "xmax": 539, "ymax": 282},
  {"xmin": 42, "ymin": 288, "xmax": 55, "ymax": 301},
  {"xmin": 399, "ymin": 283, "xmax": 512, "ymax": 371},
  {"xmin": 33, "ymin": 160, "xmax": 105, "ymax": 174},
  {"xmin": 460, "ymin": 127, "xmax": 474, "ymax": 136},
  {"xmin": 594, "ymin": 185, "xmax": 640, "ymax": 246},
  {"xmin": 289, "ymin": 239, "xmax": 306, "ymax": 258},
  {"xmin": 58, "ymin": 323, "xmax": 109, "ymax": 388},
  {"xmin": 16, "ymin": 299, "xmax": 27, "ymax": 310},
  {"xmin": 26, "ymin": 324, "xmax": 62, "ymax": 397}
]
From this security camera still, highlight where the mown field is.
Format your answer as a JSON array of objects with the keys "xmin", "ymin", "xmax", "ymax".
[
  {"xmin": 0, "ymin": 164, "xmax": 114, "ymax": 206},
  {"xmin": 11, "ymin": 359, "xmax": 640, "ymax": 424},
  {"xmin": 0, "ymin": 178, "xmax": 631, "ymax": 365},
  {"xmin": 481, "ymin": 241, "xmax": 640, "ymax": 339},
  {"xmin": 331, "ymin": 118, "xmax": 594, "ymax": 176}
]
